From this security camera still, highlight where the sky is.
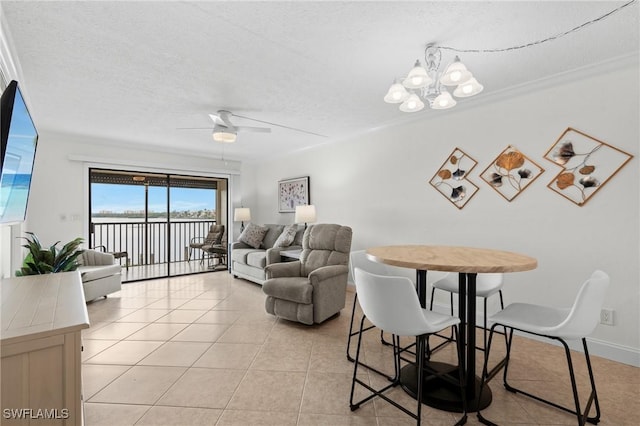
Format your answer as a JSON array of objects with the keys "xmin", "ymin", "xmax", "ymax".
[
  {"xmin": 4, "ymin": 83, "xmax": 38, "ymax": 174},
  {"xmin": 91, "ymin": 184, "xmax": 216, "ymax": 213}
]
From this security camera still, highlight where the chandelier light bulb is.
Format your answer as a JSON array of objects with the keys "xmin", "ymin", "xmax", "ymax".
[
  {"xmin": 453, "ymin": 78, "xmax": 484, "ymax": 98},
  {"xmin": 440, "ymin": 56, "xmax": 472, "ymax": 86},
  {"xmin": 402, "ymin": 60, "xmax": 432, "ymax": 89},
  {"xmin": 384, "ymin": 82, "xmax": 409, "ymax": 103},
  {"xmin": 431, "ymin": 90, "xmax": 456, "ymax": 110},
  {"xmin": 399, "ymin": 93, "xmax": 425, "ymax": 112}
]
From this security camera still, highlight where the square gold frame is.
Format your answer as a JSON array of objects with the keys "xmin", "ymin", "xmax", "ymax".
[
  {"xmin": 480, "ymin": 145, "xmax": 545, "ymax": 202},
  {"xmin": 429, "ymin": 148, "xmax": 479, "ymax": 210},
  {"xmin": 544, "ymin": 128, "xmax": 633, "ymax": 206}
]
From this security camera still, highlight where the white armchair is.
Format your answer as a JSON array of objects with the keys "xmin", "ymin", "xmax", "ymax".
[{"xmin": 78, "ymin": 249, "xmax": 122, "ymax": 302}]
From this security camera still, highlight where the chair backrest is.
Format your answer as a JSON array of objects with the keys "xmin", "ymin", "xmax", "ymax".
[
  {"xmin": 354, "ymin": 268, "xmax": 440, "ymax": 336},
  {"xmin": 350, "ymin": 250, "xmax": 391, "ymax": 278},
  {"xmin": 204, "ymin": 225, "xmax": 225, "ymax": 245},
  {"xmin": 553, "ymin": 270, "xmax": 610, "ymax": 339},
  {"xmin": 300, "ymin": 224, "xmax": 352, "ymax": 276}
]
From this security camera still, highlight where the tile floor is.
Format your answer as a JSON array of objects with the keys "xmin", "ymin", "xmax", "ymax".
[{"xmin": 82, "ymin": 272, "xmax": 639, "ymax": 425}]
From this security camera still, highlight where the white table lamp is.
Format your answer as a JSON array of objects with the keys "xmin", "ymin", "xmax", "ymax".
[
  {"xmin": 294, "ymin": 205, "xmax": 316, "ymax": 229},
  {"xmin": 234, "ymin": 207, "xmax": 251, "ymax": 232}
]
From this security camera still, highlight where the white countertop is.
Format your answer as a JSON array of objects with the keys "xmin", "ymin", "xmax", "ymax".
[{"xmin": 1, "ymin": 271, "xmax": 90, "ymax": 344}]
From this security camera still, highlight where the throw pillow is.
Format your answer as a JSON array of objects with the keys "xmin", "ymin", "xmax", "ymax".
[
  {"xmin": 273, "ymin": 225, "xmax": 298, "ymax": 248},
  {"xmin": 239, "ymin": 223, "xmax": 268, "ymax": 249}
]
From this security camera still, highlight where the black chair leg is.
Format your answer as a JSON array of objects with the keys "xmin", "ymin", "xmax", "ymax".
[
  {"xmin": 477, "ymin": 324, "xmax": 502, "ymax": 426},
  {"xmin": 499, "ymin": 329, "xmax": 601, "ymax": 425},
  {"xmin": 346, "ymin": 293, "xmax": 395, "ymax": 381},
  {"xmin": 453, "ymin": 325, "xmax": 468, "ymax": 425}
]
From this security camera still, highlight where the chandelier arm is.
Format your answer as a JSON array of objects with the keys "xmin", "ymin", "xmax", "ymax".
[
  {"xmin": 437, "ymin": 0, "xmax": 636, "ymax": 54},
  {"xmin": 423, "ymin": 43, "xmax": 442, "ymax": 72}
]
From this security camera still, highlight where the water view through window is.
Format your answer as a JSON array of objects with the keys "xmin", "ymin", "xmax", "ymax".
[{"xmin": 89, "ymin": 169, "xmax": 227, "ymax": 280}]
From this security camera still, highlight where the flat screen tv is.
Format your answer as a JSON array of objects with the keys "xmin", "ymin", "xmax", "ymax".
[{"xmin": 1, "ymin": 80, "xmax": 38, "ymax": 224}]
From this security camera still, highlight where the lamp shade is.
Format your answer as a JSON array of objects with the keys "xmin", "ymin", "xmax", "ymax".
[
  {"xmin": 440, "ymin": 56, "xmax": 472, "ymax": 86},
  {"xmin": 399, "ymin": 93, "xmax": 425, "ymax": 113},
  {"xmin": 402, "ymin": 60, "xmax": 432, "ymax": 89},
  {"xmin": 453, "ymin": 77, "xmax": 484, "ymax": 98},
  {"xmin": 294, "ymin": 205, "xmax": 316, "ymax": 224},
  {"xmin": 431, "ymin": 90, "xmax": 457, "ymax": 110},
  {"xmin": 384, "ymin": 82, "xmax": 409, "ymax": 103},
  {"xmin": 234, "ymin": 207, "xmax": 251, "ymax": 222}
]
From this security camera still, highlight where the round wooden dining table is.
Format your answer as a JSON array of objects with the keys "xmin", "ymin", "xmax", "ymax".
[{"xmin": 366, "ymin": 245, "xmax": 537, "ymax": 412}]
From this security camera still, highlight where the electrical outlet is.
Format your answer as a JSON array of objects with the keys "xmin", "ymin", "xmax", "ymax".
[{"xmin": 600, "ymin": 308, "xmax": 614, "ymax": 326}]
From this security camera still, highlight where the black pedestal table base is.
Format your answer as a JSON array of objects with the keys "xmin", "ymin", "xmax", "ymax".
[{"xmin": 399, "ymin": 362, "xmax": 492, "ymax": 413}]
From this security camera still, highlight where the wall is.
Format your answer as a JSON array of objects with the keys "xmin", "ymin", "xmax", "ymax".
[{"xmin": 241, "ymin": 58, "xmax": 640, "ymax": 365}]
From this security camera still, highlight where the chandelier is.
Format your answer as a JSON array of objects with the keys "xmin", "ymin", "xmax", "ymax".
[{"xmin": 384, "ymin": 44, "xmax": 483, "ymax": 112}]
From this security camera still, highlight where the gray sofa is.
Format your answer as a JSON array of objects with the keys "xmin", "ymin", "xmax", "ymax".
[{"xmin": 231, "ymin": 224, "xmax": 305, "ymax": 285}]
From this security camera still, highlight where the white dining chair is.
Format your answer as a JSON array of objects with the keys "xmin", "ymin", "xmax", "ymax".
[
  {"xmin": 429, "ymin": 272, "xmax": 505, "ymax": 354},
  {"xmin": 477, "ymin": 270, "xmax": 609, "ymax": 426},
  {"xmin": 346, "ymin": 250, "xmax": 397, "ymax": 380},
  {"xmin": 349, "ymin": 268, "xmax": 468, "ymax": 426}
]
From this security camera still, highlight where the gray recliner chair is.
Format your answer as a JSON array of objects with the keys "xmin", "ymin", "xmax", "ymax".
[{"xmin": 262, "ymin": 224, "xmax": 353, "ymax": 325}]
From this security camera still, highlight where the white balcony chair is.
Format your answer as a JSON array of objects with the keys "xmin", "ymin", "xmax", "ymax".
[
  {"xmin": 349, "ymin": 268, "xmax": 467, "ymax": 426},
  {"xmin": 477, "ymin": 270, "xmax": 609, "ymax": 426}
]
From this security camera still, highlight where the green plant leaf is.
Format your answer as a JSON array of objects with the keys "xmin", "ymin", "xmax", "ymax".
[{"xmin": 17, "ymin": 233, "xmax": 84, "ymax": 276}]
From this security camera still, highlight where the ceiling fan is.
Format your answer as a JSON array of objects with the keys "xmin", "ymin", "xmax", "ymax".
[{"xmin": 179, "ymin": 110, "xmax": 327, "ymax": 143}]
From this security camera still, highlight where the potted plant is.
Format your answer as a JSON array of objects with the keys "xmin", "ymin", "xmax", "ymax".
[{"xmin": 16, "ymin": 232, "xmax": 85, "ymax": 276}]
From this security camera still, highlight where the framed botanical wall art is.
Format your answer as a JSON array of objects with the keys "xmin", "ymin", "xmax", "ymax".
[
  {"xmin": 278, "ymin": 176, "xmax": 310, "ymax": 212},
  {"xmin": 429, "ymin": 148, "xmax": 479, "ymax": 209},
  {"xmin": 544, "ymin": 128, "xmax": 633, "ymax": 206},
  {"xmin": 480, "ymin": 145, "xmax": 544, "ymax": 202}
]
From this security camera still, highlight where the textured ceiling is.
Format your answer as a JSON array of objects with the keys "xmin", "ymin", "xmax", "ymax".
[{"xmin": 1, "ymin": 1, "xmax": 638, "ymax": 162}]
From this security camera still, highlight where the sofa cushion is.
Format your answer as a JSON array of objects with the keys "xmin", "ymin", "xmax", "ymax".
[
  {"xmin": 239, "ymin": 223, "xmax": 268, "ymax": 249},
  {"xmin": 263, "ymin": 277, "xmax": 313, "ymax": 304},
  {"xmin": 246, "ymin": 251, "xmax": 267, "ymax": 269},
  {"xmin": 231, "ymin": 248, "xmax": 262, "ymax": 264},
  {"xmin": 274, "ymin": 225, "xmax": 298, "ymax": 248},
  {"xmin": 78, "ymin": 264, "xmax": 121, "ymax": 282},
  {"xmin": 261, "ymin": 224, "xmax": 285, "ymax": 249}
]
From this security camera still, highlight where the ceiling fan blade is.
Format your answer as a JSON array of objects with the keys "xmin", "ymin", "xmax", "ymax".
[
  {"xmin": 232, "ymin": 113, "xmax": 327, "ymax": 138},
  {"xmin": 216, "ymin": 110, "xmax": 235, "ymax": 129},
  {"xmin": 236, "ymin": 126, "xmax": 271, "ymax": 133},
  {"xmin": 208, "ymin": 113, "xmax": 225, "ymax": 126}
]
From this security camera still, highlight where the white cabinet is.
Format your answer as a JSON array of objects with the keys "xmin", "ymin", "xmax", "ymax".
[{"xmin": 1, "ymin": 272, "xmax": 90, "ymax": 425}]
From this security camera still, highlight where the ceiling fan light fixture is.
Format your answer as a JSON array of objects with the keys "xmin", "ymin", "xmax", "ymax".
[{"xmin": 212, "ymin": 126, "xmax": 237, "ymax": 143}]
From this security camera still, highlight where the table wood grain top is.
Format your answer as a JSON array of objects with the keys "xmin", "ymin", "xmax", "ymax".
[{"xmin": 366, "ymin": 245, "xmax": 537, "ymax": 273}]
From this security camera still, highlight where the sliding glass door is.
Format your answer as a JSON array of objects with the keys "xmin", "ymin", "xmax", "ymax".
[{"xmin": 89, "ymin": 168, "xmax": 227, "ymax": 281}]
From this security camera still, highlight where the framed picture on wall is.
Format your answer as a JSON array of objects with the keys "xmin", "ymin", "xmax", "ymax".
[
  {"xmin": 278, "ymin": 176, "xmax": 310, "ymax": 212},
  {"xmin": 544, "ymin": 127, "xmax": 634, "ymax": 206},
  {"xmin": 429, "ymin": 148, "xmax": 479, "ymax": 210},
  {"xmin": 480, "ymin": 145, "xmax": 545, "ymax": 202}
]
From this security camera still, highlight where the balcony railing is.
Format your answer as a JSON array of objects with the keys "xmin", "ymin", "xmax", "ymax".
[{"xmin": 90, "ymin": 220, "xmax": 217, "ymax": 267}]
